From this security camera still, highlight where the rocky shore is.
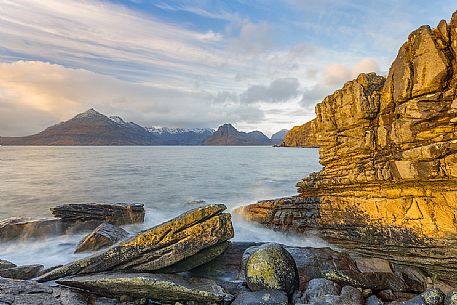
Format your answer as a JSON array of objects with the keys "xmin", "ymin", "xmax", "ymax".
[
  {"xmin": 236, "ymin": 10, "xmax": 457, "ymax": 286},
  {"xmin": 0, "ymin": 203, "xmax": 456, "ymax": 305}
]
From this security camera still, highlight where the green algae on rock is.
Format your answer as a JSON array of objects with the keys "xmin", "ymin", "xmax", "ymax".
[{"xmin": 245, "ymin": 243, "xmax": 298, "ymax": 295}]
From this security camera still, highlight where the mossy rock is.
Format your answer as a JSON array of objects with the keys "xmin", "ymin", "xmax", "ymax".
[{"xmin": 244, "ymin": 243, "xmax": 298, "ymax": 295}]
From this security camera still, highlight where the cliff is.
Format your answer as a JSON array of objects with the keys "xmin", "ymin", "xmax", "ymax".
[
  {"xmin": 203, "ymin": 124, "xmax": 271, "ymax": 146},
  {"xmin": 236, "ymin": 12, "xmax": 457, "ymax": 284},
  {"xmin": 271, "ymin": 129, "xmax": 289, "ymax": 145},
  {"xmin": 282, "ymin": 120, "xmax": 318, "ymax": 147}
]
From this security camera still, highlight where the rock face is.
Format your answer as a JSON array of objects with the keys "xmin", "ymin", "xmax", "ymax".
[
  {"xmin": 204, "ymin": 124, "xmax": 271, "ymax": 145},
  {"xmin": 236, "ymin": 11, "xmax": 457, "ymax": 284},
  {"xmin": 75, "ymin": 223, "xmax": 129, "ymax": 253},
  {"xmin": 0, "ymin": 203, "xmax": 144, "ymax": 242},
  {"xmin": 57, "ymin": 273, "xmax": 231, "ymax": 303},
  {"xmin": 37, "ymin": 204, "xmax": 234, "ymax": 282},
  {"xmin": 244, "ymin": 243, "xmax": 298, "ymax": 295},
  {"xmin": 281, "ymin": 120, "xmax": 318, "ymax": 147}
]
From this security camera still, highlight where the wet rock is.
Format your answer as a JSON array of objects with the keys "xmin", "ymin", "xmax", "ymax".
[
  {"xmin": 0, "ymin": 264, "xmax": 44, "ymax": 280},
  {"xmin": 37, "ymin": 204, "xmax": 234, "ymax": 282},
  {"xmin": 445, "ymin": 290, "xmax": 457, "ymax": 305},
  {"xmin": 302, "ymin": 278, "xmax": 341, "ymax": 303},
  {"xmin": 51, "ymin": 202, "xmax": 145, "ymax": 225},
  {"xmin": 231, "ymin": 290, "xmax": 288, "ymax": 305},
  {"xmin": 0, "ymin": 259, "xmax": 16, "ymax": 269},
  {"xmin": 75, "ymin": 223, "xmax": 129, "ymax": 253},
  {"xmin": 245, "ymin": 243, "xmax": 298, "ymax": 295},
  {"xmin": 366, "ymin": 295, "xmax": 383, "ymax": 305},
  {"xmin": 56, "ymin": 273, "xmax": 232, "ymax": 303}
]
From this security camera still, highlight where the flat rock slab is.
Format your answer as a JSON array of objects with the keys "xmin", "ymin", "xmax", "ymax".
[
  {"xmin": 75, "ymin": 223, "xmax": 129, "ymax": 253},
  {"xmin": 37, "ymin": 204, "xmax": 234, "ymax": 282},
  {"xmin": 51, "ymin": 203, "xmax": 145, "ymax": 225},
  {"xmin": 0, "ymin": 264, "xmax": 44, "ymax": 280},
  {"xmin": 57, "ymin": 273, "xmax": 232, "ymax": 302}
]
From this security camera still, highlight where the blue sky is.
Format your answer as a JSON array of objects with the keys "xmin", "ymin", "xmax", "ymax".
[{"xmin": 0, "ymin": 0, "xmax": 456, "ymax": 136}]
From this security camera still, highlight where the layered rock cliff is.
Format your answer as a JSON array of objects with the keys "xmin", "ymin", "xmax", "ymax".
[
  {"xmin": 282, "ymin": 120, "xmax": 318, "ymax": 147},
  {"xmin": 236, "ymin": 12, "xmax": 457, "ymax": 284}
]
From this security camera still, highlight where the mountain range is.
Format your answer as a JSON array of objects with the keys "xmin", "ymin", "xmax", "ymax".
[{"xmin": 0, "ymin": 109, "xmax": 287, "ymax": 146}]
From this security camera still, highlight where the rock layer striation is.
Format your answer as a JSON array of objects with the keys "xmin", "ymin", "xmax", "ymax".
[{"xmin": 237, "ymin": 12, "xmax": 457, "ymax": 284}]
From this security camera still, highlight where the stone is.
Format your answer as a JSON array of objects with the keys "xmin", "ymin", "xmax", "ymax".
[
  {"xmin": 75, "ymin": 223, "xmax": 129, "ymax": 253},
  {"xmin": 366, "ymin": 295, "xmax": 383, "ymax": 305},
  {"xmin": 231, "ymin": 290, "xmax": 288, "ymax": 305},
  {"xmin": 445, "ymin": 290, "xmax": 457, "ymax": 305},
  {"xmin": 393, "ymin": 264, "xmax": 428, "ymax": 293},
  {"xmin": 302, "ymin": 278, "xmax": 341, "ymax": 303},
  {"xmin": 421, "ymin": 288, "xmax": 445, "ymax": 305},
  {"xmin": 37, "ymin": 204, "xmax": 234, "ymax": 282},
  {"xmin": 245, "ymin": 243, "xmax": 299, "ymax": 295},
  {"xmin": 51, "ymin": 202, "xmax": 145, "ymax": 225},
  {"xmin": 235, "ymin": 11, "xmax": 457, "ymax": 285},
  {"xmin": 56, "ymin": 273, "xmax": 232, "ymax": 303},
  {"xmin": 0, "ymin": 259, "xmax": 16, "ymax": 269},
  {"xmin": 356, "ymin": 257, "xmax": 393, "ymax": 273},
  {"xmin": 0, "ymin": 264, "xmax": 44, "ymax": 280}
]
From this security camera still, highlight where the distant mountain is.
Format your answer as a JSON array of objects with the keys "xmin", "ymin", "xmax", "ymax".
[
  {"xmin": 270, "ymin": 129, "xmax": 289, "ymax": 145},
  {"xmin": 0, "ymin": 109, "xmax": 158, "ymax": 146},
  {"xmin": 203, "ymin": 124, "xmax": 271, "ymax": 146},
  {"xmin": 146, "ymin": 127, "xmax": 214, "ymax": 145}
]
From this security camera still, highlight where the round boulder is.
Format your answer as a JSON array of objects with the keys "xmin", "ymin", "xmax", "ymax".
[
  {"xmin": 446, "ymin": 290, "xmax": 457, "ymax": 305},
  {"xmin": 244, "ymin": 243, "xmax": 298, "ymax": 295}
]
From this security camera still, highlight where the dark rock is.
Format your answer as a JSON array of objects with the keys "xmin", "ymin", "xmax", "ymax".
[
  {"xmin": 445, "ymin": 290, "xmax": 457, "ymax": 305},
  {"xmin": 0, "ymin": 264, "xmax": 44, "ymax": 280},
  {"xmin": 37, "ymin": 204, "xmax": 234, "ymax": 282},
  {"xmin": 339, "ymin": 286, "xmax": 364, "ymax": 305},
  {"xmin": 231, "ymin": 290, "xmax": 288, "ymax": 305},
  {"xmin": 421, "ymin": 288, "xmax": 445, "ymax": 305},
  {"xmin": 367, "ymin": 295, "xmax": 383, "ymax": 305},
  {"xmin": 245, "ymin": 243, "xmax": 299, "ymax": 295},
  {"xmin": 0, "ymin": 259, "xmax": 16, "ymax": 269},
  {"xmin": 56, "ymin": 273, "xmax": 232, "ymax": 302},
  {"xmin": 355, "ymin": 257, "xmax": 393, "ymax": 273},
  {"xmin": 51, "ymin": 203, "xmax": 145, "ymax": 225},
  {"xmin": 392, "ymin": 264, "xmax": 428, "ymax": 292},
  {"xmin": 159, "ymin": 241, "xmax": 229, "ymax": 273},
  {"xmin": 190, "ymin": 242, "xmax": 261, "ymax": 280},
  {"xmin": 302, "ymin": 278, "xmax": 341, "ymax": 303},
  {"xmin": 75, "ymin": 223, "xmax": 129, "ymax": 253}
]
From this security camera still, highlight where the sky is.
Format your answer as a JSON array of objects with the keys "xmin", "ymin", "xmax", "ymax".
[{"xmin": 1, "ymin": 1, "xmax": 456, "ymax": 136}]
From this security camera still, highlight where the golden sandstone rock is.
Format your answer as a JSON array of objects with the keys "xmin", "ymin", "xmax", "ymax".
[{"xmin": 237, "ymin": 11, "xmax": 457, "ymax": 284}]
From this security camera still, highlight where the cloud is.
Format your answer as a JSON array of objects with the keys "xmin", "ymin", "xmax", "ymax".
[
  {"xmin": 300, "ymin": 58, "xmax": 381, "ymax": 106},
  {"xmin": 241, "ymin": 78, "xmax": 300, "ymax": 104},
  {"xmin": 0, "ymin": 61, "xmax": 264, "ymax": 136}
]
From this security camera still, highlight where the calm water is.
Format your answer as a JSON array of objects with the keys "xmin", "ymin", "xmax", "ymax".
[{"xmin": 0, "ymin": 146, "xmax": 327, "ymax": 266}]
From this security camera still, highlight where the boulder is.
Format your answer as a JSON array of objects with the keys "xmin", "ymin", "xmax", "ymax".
[
  {"xmin": 75, "ymin": 223, "xmax": 129, "ymax": 253},
  {"xmin": 37, "ymin": 204, "xmax": 234, "ymax": 282},
  {"xmin": 231, "ymin": 290, "xmax": 288, "ymax": 305},
  {"xmin": 0, "ymin": 264, "xmax": 44, "ymax": 280},
  {"xmin": 355, "ymin": 257, "xmax": 393, "ymax": 273},
  {"xmin": 56, "ymin": 273, "xmax": 232, "ymax": 303},
  {"xmin": 51, "ymin": 202, "xmax": 145, "ymax": 225},
  {"xmin": 446, "ymin": 290, "xmax": 457, "ymax": 305},
  {"xmin": 0, "ymin": 259, "xmax": 16, "ymax": 269},
  {"xmin": 245, "ymin": 243, "xmax": 298, "ymax": 295},
  {"xmin": 366, "ymin": 295, "xmax": 383, "ymax": 305},
  {"xmin": 0, "ymin": 203, "xmax": 144, "ymax": 242},
  {"xmin": 390, "ymin": 288, "xmax": 446, "ymax": 305},
  {"xmin": 302, "ymin": 278, "xmax": 341, "ymax": 303}
]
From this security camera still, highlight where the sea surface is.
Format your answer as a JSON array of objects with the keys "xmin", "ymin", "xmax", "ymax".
[{"xmin": 0, "ymin": 146, "xmax": 327, "ymax": 267}]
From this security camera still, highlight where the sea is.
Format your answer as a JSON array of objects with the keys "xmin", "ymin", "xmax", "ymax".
[{"xmin": 0, "ymin": 146, "xmax": 328, "ymax": 267}]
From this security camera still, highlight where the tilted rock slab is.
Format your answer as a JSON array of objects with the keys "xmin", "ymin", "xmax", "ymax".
[
  {"xmin": 75, "ymin": 223, "xmax": 129, "ymax": 253},
  {"xmin": 37, "ymin": 204, "xmax": 234, "ymax": 282},
  {"xmin": 236, "ymin": 11, "xmax": 457, "ymax": 285},
  {"xmin": 57, "ymin": 273, "xmax": 231, "ymax": 302}
]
